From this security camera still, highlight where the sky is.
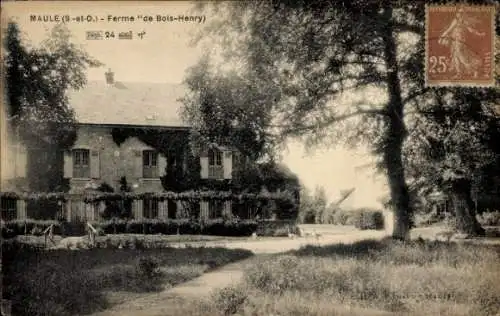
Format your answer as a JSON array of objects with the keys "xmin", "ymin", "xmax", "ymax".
[{"xmin": 2, "ymin": 1, "xmax": 389, "ymax": 207}]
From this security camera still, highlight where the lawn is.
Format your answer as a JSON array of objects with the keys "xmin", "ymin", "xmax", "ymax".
[
  {"xmin": 1, "ymin": 242, "xmax": 253, "ymax": 316},
  {"xmin": 9, "ymin": 233, "xmax": 248, "ymax": 248},
  {"xmin": 198, "ymin": 238, "xmax": 500, "ymax": 316}
]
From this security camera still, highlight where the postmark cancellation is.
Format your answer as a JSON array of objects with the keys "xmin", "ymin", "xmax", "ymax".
[{"xmin": 425, "ymin": 4, "xmax": 496, "ymax": 87}]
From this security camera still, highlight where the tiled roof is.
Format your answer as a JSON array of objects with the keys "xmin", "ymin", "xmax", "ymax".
[{"xmin": 67, "ymin": 80, "xmax": 190, "ymax": 127}]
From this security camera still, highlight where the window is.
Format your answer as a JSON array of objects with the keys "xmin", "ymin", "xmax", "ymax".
[
  {"xmin": 167, "ymin": 200, "xmax": 177, "ymax": 219},
  {"xmin": 209, "ymin": 200, "xmax": 224, "ymax": 218},
  {"xmin": 1, "ymin": 198, "xmax": 17, "ymax": 221},
  {"xmin": 143, "ymin": 150, "xmax": 158, "ymax": 178},
  {"xmin": 167, "ymin": 151, "xmax": 185, "ymax": 174},
  {"xmin": 73, "ymin": 149, "xmax": 90, "ymax": 178},
  {"xmin": 143, "ymin": 198, "xmax": 159, "ymax": 219},
  {"xmin": 208, "ymin": 148, "xmax": 222, "ymax": 166},
  {"xmin": 190, "ymin": 202, "xmax": 201, "ymax": 219},
  {"xmin": 208, "ymin": 148, "xmax": 223, "ymax": 179}
]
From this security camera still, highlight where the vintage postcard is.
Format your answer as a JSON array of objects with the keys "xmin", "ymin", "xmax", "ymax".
[
  {"xmin": 1, "ymin": 2, "xmax": 499, "ymax": 316},
  {"xmin": 425, "ymin": 4, "xmax": 496, "ymax": 87}
]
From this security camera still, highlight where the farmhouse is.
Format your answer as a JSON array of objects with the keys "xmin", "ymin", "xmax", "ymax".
[{"xmin": 1, "ymin": 70, "xmax": 249, "ymax": 222}]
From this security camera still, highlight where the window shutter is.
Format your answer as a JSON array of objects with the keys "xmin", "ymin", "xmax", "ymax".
[
  {"xmin": 134, "ymin": 150, "xmax": 143, "ymax": 178},
  {"xmin": 223, "ymin": 150, "xmax": 232, "ymax": 179},
  {"xmin": 17, "ymin": 145, "xmax": 28, "ymax": 178},
  {"xmin": 90, "ymin": 150, "xmax": 100, "ymax": 179},
  {"xmin": 200, "ymin": 201, "xmax": 209, "ymax": 220},
  {"xmin": 200, "ymin": 156, "xmax": 209, "ymax": 179},
  {"xmin": 133, "ymin": 199, "xmax": 144, "ymax": 219},
  {"xmin": 223, "ymin": 201, "xmax": 232, "ymax": 217},
  {"xmin": 63, "ymin": 150, "xmax": 73, "ymax": 178},
  {"xmin": 158, "ymin": 153, "xmax": 167, "ymax": 177}
]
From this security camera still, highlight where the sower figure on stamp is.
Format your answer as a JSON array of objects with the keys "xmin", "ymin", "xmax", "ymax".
[{"xmin": 438, "ymin": 8, "xmax": 485, "ymax": 79}]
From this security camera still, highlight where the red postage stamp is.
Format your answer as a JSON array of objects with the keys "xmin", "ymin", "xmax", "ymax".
[{"xmin": 425, "ymin": 5, "xmax": 496, "ymax": 87}]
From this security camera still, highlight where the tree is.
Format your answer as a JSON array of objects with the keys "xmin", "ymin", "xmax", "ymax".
[
  {"xmin": 185, "ymin": 1, "xmax": 498, "ymax": 239},
  {"xmin": 297, "ymin": 185, "xmax": 316, "ymax": 224},
  {"xmin": 181, "ymin": 55, "xmax": 280, "ymax": 162},
  {"xmin": 5, "ymin": 22, "xmax": 102, "ymax": 191},
  {"xmin": 311, "ymin": 186, "xmax": 328, "ymax": 224},
  {"xmin": 404, "ymin": 88, "xmax": 499, "ymax": 235}
]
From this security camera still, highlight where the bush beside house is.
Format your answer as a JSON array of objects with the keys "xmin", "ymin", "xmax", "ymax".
[{"xmin": 90, "ymin": 218, "xmax": 258, "ymax": 236}]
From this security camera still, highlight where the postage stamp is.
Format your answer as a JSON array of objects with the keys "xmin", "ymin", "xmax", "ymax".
[{"xmin": 425, "ymin": 4, "xmax": 496, "ymax": 87}]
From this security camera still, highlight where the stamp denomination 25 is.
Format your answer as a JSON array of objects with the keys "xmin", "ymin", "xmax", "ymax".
[{"xmin": 425, "ymin": 5, "xmax": 496, "ymax": 87}]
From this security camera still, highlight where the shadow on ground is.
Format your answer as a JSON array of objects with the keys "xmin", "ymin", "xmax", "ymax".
[
  {"xmin": 1, "ymin": 242, "xmax": 254, "ymax": 316},
  {"xmin": 287, "ymin": 237, "xmax": 500, "ymax": 265}
]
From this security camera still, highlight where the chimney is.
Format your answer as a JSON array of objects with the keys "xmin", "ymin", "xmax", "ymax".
[{"xmin": 105, "ymin": 68, "xmax": 114, "ymax": 85}]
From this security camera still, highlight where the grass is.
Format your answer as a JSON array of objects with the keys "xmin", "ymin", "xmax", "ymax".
[
  {"xmin": 200, "ymin": 238, "xmax": 500, "ymax": 316},
  {"xmin": 8, "ymin": 231, "xmax": 308, "ymax": 248},
  {"xmin": 7, "ymin": 233, "xmax": 247, "ymax": 247},
  {"xmin": 2, "ymin": 242, "xmax": 253, "ymax": 316}
]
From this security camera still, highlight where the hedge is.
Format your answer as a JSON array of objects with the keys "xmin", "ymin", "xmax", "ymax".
[
  {"xmin": 88, "ymin": 218, "xmax": 258, "ymax": 237},
  {"xmin": 2, "ymin": 218, "xmax": 261, "ymax": 238},
  {"xmin": 351, "ymin": 208, "xmax": 385, "ymax": 230},
  {"xmin": 255, "ymin": 220, "xmax": 299, "ymax": 237},
  {"xmin": 477, "ymin": 211, "xmax": 500, "ymax": 226}
]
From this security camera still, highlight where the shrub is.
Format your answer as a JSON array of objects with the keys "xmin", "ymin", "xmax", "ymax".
[
  {"xmin": 201, "ymin": 219, "xmax": 257, "ymax": 236},
  {"xmin": 245, "ymin": 256, "xmax": 309, "ymax": 295},
  {"xmin": 94, "ymin": 227, "xmax": 106, "ymax": 236},
  {"xmin": 136, "ymin": 256, "xmax": 160, "ymax": 278},
  {"xmin": 2, "ymin": 226, "xmax": 16, "ymax": 239},
  {"xmin": 178, "ymin": 218, "xmax": 201, "ymax": 234},
  {"xmin": 30, "ymin": 226, "xmax": 44, "ymax": 236},
  {"xmin": 131, "ymin": 237, "xmax": 145, "ymax": 249},
  {"xmin": 331, "ymin": 210, "xmax": 352, "ymax": 225},
  {"xmin": 477, "ymin": 211, "xmax": 500, "ymax": 226},
  {"xmin": 351, "ymin": 208, "xmax": 385, "ymax": 230},
  {"xmin": 94, "ymin": 218, "xmax": 127, "ymax": 234},
  {"xmin": 212, "ymin": 286, "xmax": 248, "ymax": 315},
  {"xmin": 414, "ymin": 211, "xmax": 446, "ymax": 227},
  {"xmin": 134, "ymin": 256, "xmax": 164, "ymax": 292},
  {"xmin": 255, "ymin": 220, "xmax": 298, "ymax": 236}
]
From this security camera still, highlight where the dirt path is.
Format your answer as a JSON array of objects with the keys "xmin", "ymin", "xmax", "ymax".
[
  {"xmin": 82, "ymin": 227, "xmax": 500, "ymax": 316},
  {"xmin": 89, "ymin": 230, "xmax": 388, "ymax": 316}
]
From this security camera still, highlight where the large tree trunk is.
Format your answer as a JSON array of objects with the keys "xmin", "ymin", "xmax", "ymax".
[
  {"xmin": 449, "ymin": 178, "xmax": 485, "ymax": 236},
  {"xmin": 382, "ymin": 5, "xmax": 412, "ymax": 240}
]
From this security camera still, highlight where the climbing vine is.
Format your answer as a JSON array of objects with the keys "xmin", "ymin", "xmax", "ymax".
[
  {"xmin": 111, "ymin": 127, "xmax": 204, "ymax": 191},
  {"xmin": 0, "ymin": 190, "xmax": 297, "ymax": 205}
]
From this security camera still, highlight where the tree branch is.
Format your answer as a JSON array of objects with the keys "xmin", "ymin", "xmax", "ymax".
[
  {"xmin": 403, "ymin": 87, "xmax": 431, "ymax": 104},
  {"xmin": 273, "ymin": 108, "xmax": 386, "ymax": 135},
  {"xmin": 394, "ymin": 22, "xmax": 424, "ymax": 35}
]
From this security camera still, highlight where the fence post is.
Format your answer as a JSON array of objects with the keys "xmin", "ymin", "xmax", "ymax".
[
  {"xmin": 132, "ymin": 199, "xmax": 143, "ymax": 220},
  {"xmin": 176, "ymin": 200, "xmax": 183, "ymax": 219},
  {"xmin": 66, "ymin": 199, "xmax": 72, "ymax": 222},
  {"xmin": 16, "ymin": 199, "xmax": 27, "ymax": 220},
  {"xmin": 158, "ymin": 200, "xmax": 168, "ymax": 219},
  {"xmin": 200, "ymin": 201, "xmax": 209, "ymax": 220},
  {"xmin": 223, "ymin": 200, "xmax": 232, "ymax": 218},
  {"xmin": 98, "ymin": 201, "xmax": 106, "ymax": 219}
]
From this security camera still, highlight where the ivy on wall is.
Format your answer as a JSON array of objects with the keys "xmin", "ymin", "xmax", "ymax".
[
  {"xmin": 108, "ymin": 126, "xmax": 301, "ymax": 219},
  {"xmin": 0, "ymin": 190, "xmax": 296, "ymax": 204},
  {"xmin": 110, "ymin": 127, "xmax": 261, "ymax": 193},
  {"xmin": 111, "ymin": 127, "xmax": 204, "ymax": 191}
]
